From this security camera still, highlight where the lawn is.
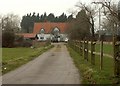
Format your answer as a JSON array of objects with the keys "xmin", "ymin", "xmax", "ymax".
[
  {"xmin": 2, "ymin": 45, "xmax": 53, "ymax": 74},
  {"xmin": 67, "ymin": 45, "xmax": 119, "ymax": 84}
]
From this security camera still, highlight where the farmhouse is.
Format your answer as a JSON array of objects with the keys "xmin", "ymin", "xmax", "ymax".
[{"xmin": 19, "ymin": 22, "xmax": 69, "ymax": 42}]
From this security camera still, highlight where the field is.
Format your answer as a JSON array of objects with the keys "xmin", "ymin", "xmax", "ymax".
[
  {"xmin": 2, "ymin": 45, "xmax": 53, "ymax": 74},
  {"xmin": 88, "ymin": 42, "xmax": 113, "ymax": 55}
]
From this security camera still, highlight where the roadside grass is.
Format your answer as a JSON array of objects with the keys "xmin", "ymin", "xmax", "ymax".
[
  {"xmin": 2, "ymin": 45, "xmax": 54, "ymax": 74},
  {"xmin": 67, "ymin": 45, "xmax": 118, "ymax": 84}
]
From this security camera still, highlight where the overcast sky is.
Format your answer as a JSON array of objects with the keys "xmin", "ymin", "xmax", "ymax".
[
  {"xmin": 0, "ymin": 0, "xmax": 119, "ymax": 18},
  {"xmin": 0, "ymin": 0, "xmax": 93, "ymax": 18}
]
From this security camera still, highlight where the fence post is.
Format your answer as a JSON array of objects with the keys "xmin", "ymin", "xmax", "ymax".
[
  {"xmin": 100, "ymin": 35, "xmax": 104, "ymax": 70},
  {"xmin": 83, "ymin": 39, "xmax": 88, "ymax": 61},
  {"xmin": 75, "ymin": 40, "xmax": 77, "ymax": 52},
  {"xmin": 80, "ymin": 41, "xmax": 83, "ymax": 56},
  {"xmin": 78, "ymin": 41, "xmax": 80, "ymax": 54},
  {"xmin": 84, "ymin": 40, "xmax": 86, "ymax": 60},
  {"xmin": 77, "ymin": 40, "xmax": 79, "ymax": 53},
  {"xmin": 113, "ymin": 36, "xmax": 120, "ymax": 77},
  {"xmin": 83, "ymin": 40, "xmax": 85, "ymax": 59},
  {"xmin": 91, "ymin": 39, "xmax": 96, "ymax": 65},
  {"xmin": 86, "ymin": 40, "xmax": 88, "ymax": 61},
  {"xmin": 72, "ymin": 40, "xmax": 74, "ymax": 49},
  {"xmin": 74, "ymin": 40, "xmax": 76, "ymax": 50}
]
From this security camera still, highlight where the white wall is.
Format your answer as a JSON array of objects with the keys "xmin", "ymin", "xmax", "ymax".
[
  {"xmin": 60, "ymin": 34, "xmax": 68, "ymax": 41},
  {"xmin": 37, "ymin": 34, "xmax": 51, "ymax": 41},
  {"xmin": 37, "ymin": 33, "xmax": 68, "ymax": 41}
]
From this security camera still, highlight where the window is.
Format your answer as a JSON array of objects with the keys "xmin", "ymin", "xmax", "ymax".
[
  {"xmin": 54, "ymin": 27, "xmax": 59, "ymax": 32},
  {"xmin": 40, "ymin": 28, "xmax": 45, "ymax": 34},
  {"xmin": 40, "ymin": 37, "xmax": 44, "ymax": 39},
  {"xmin": 52, "ymin": 27, "xmax": 60, "ymax": 35}
]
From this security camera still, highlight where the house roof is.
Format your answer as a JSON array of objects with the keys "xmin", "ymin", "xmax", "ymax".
[
  {"xmin": 33, "ymin": 22, "xmax": 69, "ymax": 34},
  {"xmin": 17, "ymin": 33, "xmax": 36, "ymax": 38}
]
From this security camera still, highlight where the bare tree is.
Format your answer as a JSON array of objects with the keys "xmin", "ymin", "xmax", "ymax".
[
  {"xmin": 75, "ymin": 2, "xmax": 98, "ymax": 37},
  {"xmin": 66, "ymin": 9, "xmax": 91, "ymax": 40},
  {"xmin": 92, "ymin": 0, "xmax": 119, "ymax": 35},
  {"xmin": 75, "ymin": 2, "xmax": 99, "ymax": 65},
  {"xmin": 1, "ymin": 13, "xmax": 20, "ymax": 33}
]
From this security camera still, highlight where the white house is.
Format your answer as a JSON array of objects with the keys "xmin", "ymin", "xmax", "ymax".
[{"xmin": 33, "ymin": 22, "xmax": 69, "ymax": 42}]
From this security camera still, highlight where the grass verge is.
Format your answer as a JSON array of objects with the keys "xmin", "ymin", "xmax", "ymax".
[
  {"xmin": 2, "ymin": 45, "xmax": 54, "ymax": 74},
  {"xmin": 67, "ymin": 45, "xmax": 119, "ymax": 84}
]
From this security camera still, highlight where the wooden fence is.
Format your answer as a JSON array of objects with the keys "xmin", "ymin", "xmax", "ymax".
[{"xmin": 68, "ymin": 39, "xmax": 120, "ymax": 78}]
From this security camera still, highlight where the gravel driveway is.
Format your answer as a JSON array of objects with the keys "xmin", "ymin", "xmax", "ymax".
[{"xmin": 2, "ymin": 43, "xmax": 80, "ymax": 84}]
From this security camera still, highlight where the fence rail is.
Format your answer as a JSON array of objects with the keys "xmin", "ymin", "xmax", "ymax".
[{"xmin": 68, "ymin": 39, "xmax": 120, "ymax": 77}]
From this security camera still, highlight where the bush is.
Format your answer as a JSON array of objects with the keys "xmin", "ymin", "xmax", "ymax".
[
  {"xmin": 14, "ymin": 35, "xmax": 24, "ymax": 47},
  {"xmin": 2, "ymin": 30, "xmax": 15, "ymax": 48},
  {"xmin": 14, "ymin": 36, "xmax": 33, "ymax": 47},
  {"xmin": 21, "ymin": 39, "xmax": 32, "ymax": 47}
]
